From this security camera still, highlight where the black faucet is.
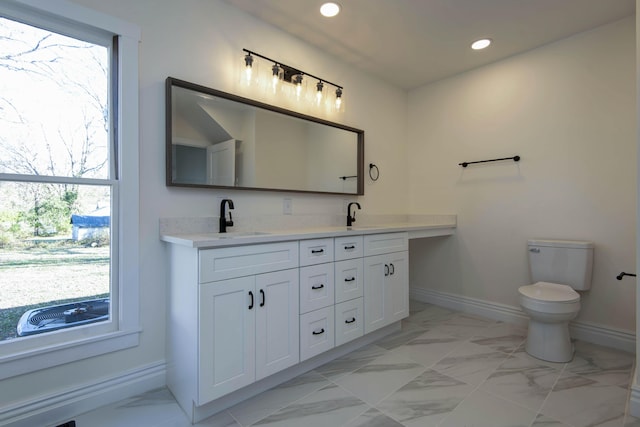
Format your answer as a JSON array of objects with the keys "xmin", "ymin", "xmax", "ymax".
[
  {"xmin": 347, "ymin": 202, "xmax": 361, "ymax": 227},
  {"xmin": 219, "ymin": 199, "xmax": 234, "ymax": 233}
]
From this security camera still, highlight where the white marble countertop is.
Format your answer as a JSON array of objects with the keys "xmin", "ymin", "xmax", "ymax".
[{"xmin": 160, "ymin": 220, "xmax": 456, "ymax": 248}]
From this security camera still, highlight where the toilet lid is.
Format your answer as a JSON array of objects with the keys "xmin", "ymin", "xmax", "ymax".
[{"xmin": 518, "ymin": 282, "xmax": 580, "ymax": 303}]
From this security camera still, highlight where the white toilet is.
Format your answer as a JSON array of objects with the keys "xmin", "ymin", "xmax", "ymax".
[{"xmin": 518, "ymin": 239, "xmax": 594, "ymax": 363}]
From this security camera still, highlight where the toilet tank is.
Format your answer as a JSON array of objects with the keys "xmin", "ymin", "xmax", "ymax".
[{"xmin": 528, "ymin": 239, "xmax": 594, "ymax": 291}]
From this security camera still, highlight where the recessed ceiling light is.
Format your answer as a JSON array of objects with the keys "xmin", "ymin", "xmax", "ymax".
[
  {"xmin": 471, "ymin": 38, "xmax": 492, "ymax": 50},
  {"xmin": 320, "ymin": 2, "xmax": 341, "ymax": 17}
]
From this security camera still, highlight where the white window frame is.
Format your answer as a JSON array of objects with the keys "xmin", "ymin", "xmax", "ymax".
[{"xmin": 0, "ymin": 0, "xmax": 140, "ymax": 379}]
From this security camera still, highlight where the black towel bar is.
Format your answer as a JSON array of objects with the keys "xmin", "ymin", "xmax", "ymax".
[
  {"xmin": 459, "ymin": 155, "xmax": 520, "ymax": 168},
  {"xmin": 616, "ymin": 272, "xmax": 636, "ymax": 280}
]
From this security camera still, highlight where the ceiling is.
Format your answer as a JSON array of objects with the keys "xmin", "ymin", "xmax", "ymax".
[{"xmin": 223, "ymin": 0, "xmax": 635, "ymax": 90}]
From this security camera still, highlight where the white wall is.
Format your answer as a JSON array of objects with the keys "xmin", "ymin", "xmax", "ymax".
[
  {"xmin": 408, "ymin": 17, "xmax": 636, "ymax": 331},
  {"xmin": 1, "ymin": 0, "xmax": 408, "ymax": 411}
]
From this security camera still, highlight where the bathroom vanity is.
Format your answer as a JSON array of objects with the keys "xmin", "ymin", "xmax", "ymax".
[{"xmin": 161, "ymin": 220, "xmax": 455, "ymax": 422}]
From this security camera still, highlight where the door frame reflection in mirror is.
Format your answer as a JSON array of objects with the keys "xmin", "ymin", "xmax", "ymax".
[{"xmin": 166, "ymin": 77, "xmax": 364, "ymax": 195}]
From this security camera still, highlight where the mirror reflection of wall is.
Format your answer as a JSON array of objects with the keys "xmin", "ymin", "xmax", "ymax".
[{"xmin": 168, "ymin": 79, "xmax": 364, "ymax": 195}]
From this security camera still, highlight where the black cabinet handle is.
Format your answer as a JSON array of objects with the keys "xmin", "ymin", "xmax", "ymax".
[
  {"xmin": 311, "ymin": 284, "xmax": 324, "ymax": 290},
  {"xmin": 259, "ymin": 289, "xmax": 265, "ymax": 307},
  {"xmin": 311, "ymin": 249, "xmax": 324, "ymax": 254},
  {"xmin": 248, "ymin": 291, "xmax": 254, "ymax": 309},
  {"xmin": 344, "ymin": 245, "xmax": 355, "ymax": 250},
  {"xmin": 384, "ymin": 264, "xmax": 389, "ymax": 277},
  {"xmin": 312, "ymin": 328, "xmax": 325, "ymax": 335},
  {"xmin": 344, "ymin": 277, "xmax": 355, "ymax": 282},
  {"xmin": 389, "ymin": 263, "xmax": 395, "ymax": 275},
  {"xmin": 345, "ymin": 317, "xmax": 356, "ymax": 324}
]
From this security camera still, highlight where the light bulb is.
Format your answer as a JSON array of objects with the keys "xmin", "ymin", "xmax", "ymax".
[
  {"xmin": 244, "ymin": 53, "xmax": 253, "ymax": 83},
  {"xmin": 271, "ymin": 64, "xmax": 280, "ymax": 91},
  {"xmin": 294, "ymin": 74, "xmax": 303, "ymax": 99},
  {"xmin": 316, "ymin": 81, "xmax": 324, "ymax": 104},
  {"xmin": 335, "ymin": 87, "xmax": 343, "ymax": 110}
]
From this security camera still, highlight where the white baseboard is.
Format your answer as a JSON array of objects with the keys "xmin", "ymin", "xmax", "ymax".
[
  {"xmin": 410, "ymin": 287, "xmax": 635, "ymax": 353},
  {"xmin": 1, "ymin": 361, "xmax": 166, "ymax": 427}
]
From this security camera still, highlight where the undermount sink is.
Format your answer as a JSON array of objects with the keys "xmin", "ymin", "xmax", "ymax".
[{"xmin": 214, "ymin": 231, "xmax": 271, "ymax": 239}]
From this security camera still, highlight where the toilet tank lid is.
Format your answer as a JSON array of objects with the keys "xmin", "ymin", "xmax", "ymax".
[{"xmin": 528, "ymin": 239, "xmax": 594, "ymax": 249}]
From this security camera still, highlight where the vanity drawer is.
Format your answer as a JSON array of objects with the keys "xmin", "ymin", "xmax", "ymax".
[
  {"xmin": 300, "ymin": 306, "xmax": 335, "ymax": 361},
  {"xmin": 363, "ymin": 232, "xmax": 408, "ymax": 257},
  {"xmin": 199, "ymin": 242, "xmax": 298, "ymax": 283},
  {"xmin": 335, "ymin": 297, "xmax": 364, "ymax": 347},
  {"xmin": 299, "ymin": 263, "xmax": 335, "ymax": 314},
  {"xmin": 299, "ymin": 238, "xmax": 334, "ymax": 266},
  {"xmin": 334, "ymin": 235, "xmax": 364, "ymax": 261},
  {"xmin": 335, "ymin": 258, "xmax": 364, "ymax": 303}
]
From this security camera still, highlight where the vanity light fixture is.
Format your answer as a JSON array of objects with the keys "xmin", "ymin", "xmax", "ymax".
[
  {"xmin": 471, "ymin": 38, "xmax": 492, "ymax": 50},
  {"xmin": 320, "ymin": 2, "xmax": 341, "ymax": 17},
  {"xmin": 241, "ymin": 48, "xmax": 344, "ymax": 112}
]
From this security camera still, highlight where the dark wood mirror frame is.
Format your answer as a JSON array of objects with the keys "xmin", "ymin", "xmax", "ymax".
[{"xmin": 166, "ymin": 77, "xmax": 364, "ymax": 195}]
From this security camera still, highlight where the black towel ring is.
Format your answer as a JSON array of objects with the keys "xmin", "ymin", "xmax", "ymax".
[{"xmin": 369, "ymin": 163, "xmax": 379, "ymax": 181}]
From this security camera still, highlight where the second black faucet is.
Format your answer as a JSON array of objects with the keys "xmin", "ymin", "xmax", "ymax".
[
  {"xmin": 347, "ymin": 202, "xmax": 361, "ymax": 227},
  {"xmin": 219, "ymin": 198, "xmax": 234, "ymax": 233}
]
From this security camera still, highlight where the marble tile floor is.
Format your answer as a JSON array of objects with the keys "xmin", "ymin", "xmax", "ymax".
[{"xmin": 71, "ymin": 301, "xmax": 638, "ymax": 427}]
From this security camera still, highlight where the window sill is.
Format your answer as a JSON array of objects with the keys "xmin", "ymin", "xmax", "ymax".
[{"xmin": 0, "ymin": 329, "xmax": 140, "ymax": 380}]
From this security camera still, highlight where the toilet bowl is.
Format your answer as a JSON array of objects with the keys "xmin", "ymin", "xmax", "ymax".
[
  {"xmin": 518, "ymin": 282, "xmax": 580, "ymax": 362},
  {"xmin": 519, "ymin": 239, "xmax": 593, "ymax": 363}
]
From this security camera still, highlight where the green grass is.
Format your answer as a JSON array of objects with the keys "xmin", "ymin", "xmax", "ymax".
[{"xmin": 0, "ymin": 243, "xmax": 110, "ymax": 341}]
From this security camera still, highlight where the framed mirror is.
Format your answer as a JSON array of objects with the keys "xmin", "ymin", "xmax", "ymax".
[{"xmin": 166, "ymin": 77, "xmax": 364, "ymax": 195}]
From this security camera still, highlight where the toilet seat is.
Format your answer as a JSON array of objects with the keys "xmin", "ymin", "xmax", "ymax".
[{"xmin": 518, "ymin": 282, "xmax": 579, "ymax": 303}]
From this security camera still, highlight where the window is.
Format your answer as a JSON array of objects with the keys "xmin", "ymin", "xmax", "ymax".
[{"xmin": 0, "ymin": 0, "xmax": 139, "ymax": 379}]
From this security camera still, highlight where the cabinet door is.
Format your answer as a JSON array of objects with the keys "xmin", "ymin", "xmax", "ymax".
[
  {"xmin": 199, "ymin": 276, "xmax": 255, "ymax": 404},
  {"xmin": 387, "ymin": 252, "xmax": 409, "ymax": 323},
  {"xmin": 364, "ymin": 254, "xmax": 387, "ymax": 334},
  {"xmin": 255, "ymin": 269, "xmax": 300, "ymax": 380}
]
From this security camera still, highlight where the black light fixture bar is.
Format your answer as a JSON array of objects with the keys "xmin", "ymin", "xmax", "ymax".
[{"xmin": 243, "ymin": 48, "xmax": 343, "ymax": 90}]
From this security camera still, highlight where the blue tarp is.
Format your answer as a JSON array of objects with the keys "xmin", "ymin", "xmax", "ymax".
[{"xmin": 70, "ymin": 214, "xmax": 109, "ymax": 228}]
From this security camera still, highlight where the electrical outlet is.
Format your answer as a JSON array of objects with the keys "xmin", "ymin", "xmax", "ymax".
[{"xmin": 283, "ymin": 198, "xmax": 293, "ymax": 215}]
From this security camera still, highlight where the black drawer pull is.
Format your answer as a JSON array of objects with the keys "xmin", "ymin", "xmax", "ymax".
[
  {"xmin": 345, "ymin": 317, "xmax": 356, "ymax": 324},
  {"xmin": 344, "ymin": 245, "xmax": 355, "ymax": 250},
  {"xmin": 311, "ymin": 284, "xmax": 324, "ymax": 290},
  {"xmin": 344, "ymin": 277, "xmax": 355, "ymax": 282},
  {"xmin": 312, "ymin": 328, "xmax": 325, "ymax": 335},
  {"xmin": 384, "ymin": 264, "xmax": 390, "ymax": 277},
  {"xmin": 311, "ymin": 249, "xmax": 324, "ymax": 254},
  {"xmin": 260, "ymin": 289, "xmax": 265, "ymax": 307},
  {"xmin": 389, "ymin": 263, "xmax": 395, "ymax": 275},
  {"xmin": 248, "ymin": 291, "xmax": 254, "ymax": 310}
]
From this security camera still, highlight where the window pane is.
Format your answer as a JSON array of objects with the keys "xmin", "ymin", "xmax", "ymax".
[
  {"xmin": 0, "ymin": 182, "xmax": 111, "ymax": 341},
  {"xmin": 0, "ymin": 17, "xmax": 110, "ymax": 179}
]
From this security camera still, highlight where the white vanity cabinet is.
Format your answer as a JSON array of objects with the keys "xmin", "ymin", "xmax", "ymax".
[
  {"xmin": 163, "ymin": 219, "xmax": 455, "ymax": 422},
  {"xmin": 363, "ymin": 232, "xmax": 409, "ymax": 334},
  {"xmin": 168, "ymin": 242, "xmax": 299, "ymax": 408}
]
